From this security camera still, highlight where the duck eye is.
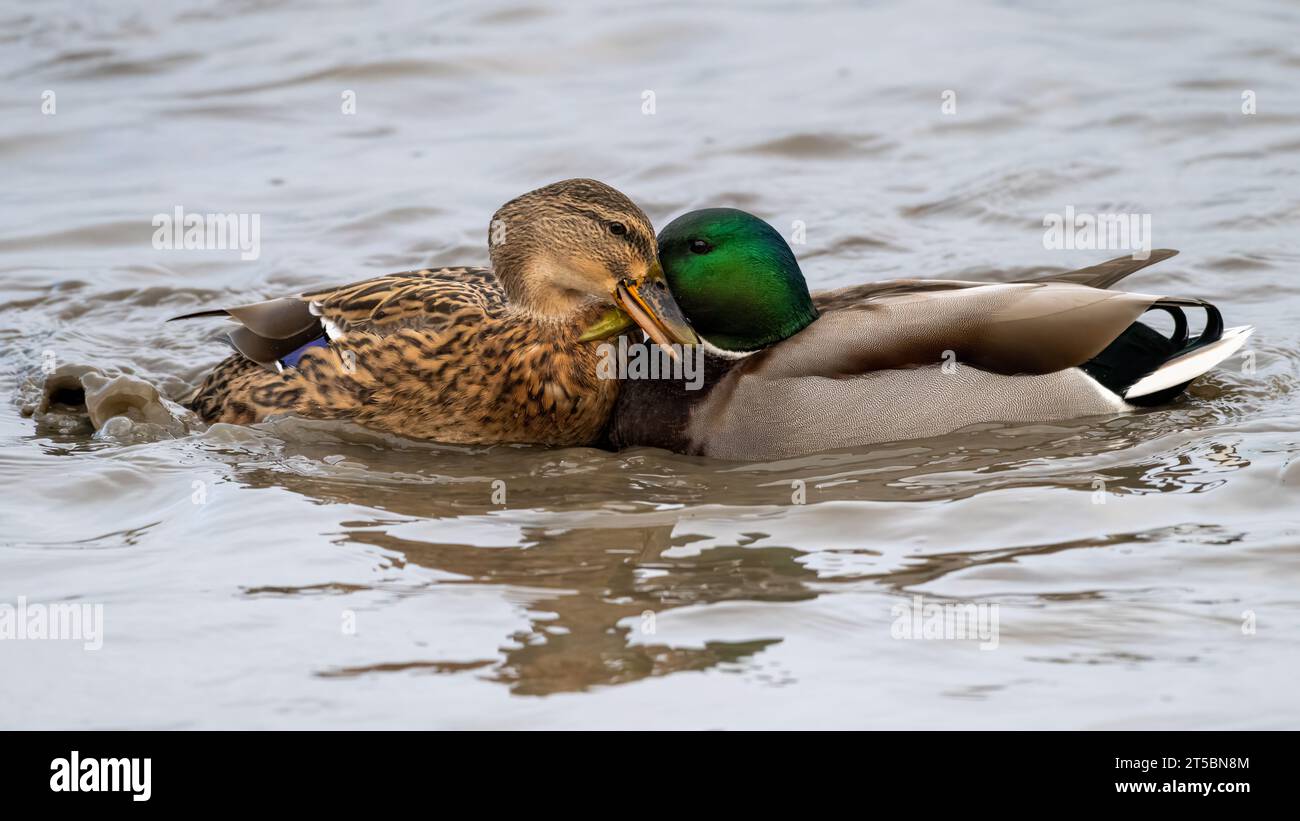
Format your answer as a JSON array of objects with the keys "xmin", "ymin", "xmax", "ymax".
[
  {"xmin": 689, "ymin": 239, "xmax": 713, "ymax": 255},
  {"xmin": 608, "ymin": 222, "xmax": 627, "ymax": 236}
]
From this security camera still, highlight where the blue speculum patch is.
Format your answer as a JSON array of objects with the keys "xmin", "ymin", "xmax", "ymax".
[{"xmin": 280, "ymin": 336, "xmax": 330, "ymax": 368}]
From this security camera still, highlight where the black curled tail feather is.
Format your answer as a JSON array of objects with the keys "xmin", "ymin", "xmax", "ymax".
[{"xmin": 1081, "ymin": 298, "xmax": 1225, "ymax": 405}]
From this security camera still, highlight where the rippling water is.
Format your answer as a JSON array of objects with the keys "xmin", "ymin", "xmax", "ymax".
[{"xmin": 3, "ymin": 0, "xmax": 1299, "ymax": 728}]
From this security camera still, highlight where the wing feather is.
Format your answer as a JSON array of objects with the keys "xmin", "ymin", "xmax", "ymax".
[
  {"xmin": 169, "ymin": 266, "xmax": 506, "ymax": 369},
  {"xmin": 1015, "ymin": 249, "xmax": 1178, "ymax": 289},
  {"xmin": 754, "ymin": 281, "xmax": 1161, "ymax": 379},
  {"xmin": 301, "ymin": 266, "xmax": 506, "ymax": 333}
]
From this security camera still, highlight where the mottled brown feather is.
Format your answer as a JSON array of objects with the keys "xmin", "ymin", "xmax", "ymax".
[{"xmin": 182, "ymin": 179, "xmax": 661, "ymax": 446}]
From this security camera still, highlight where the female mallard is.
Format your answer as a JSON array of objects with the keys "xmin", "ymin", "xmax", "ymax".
[
  {"xmin": 175, "ymin": 179, "xmax": 697, "ymax": 446},
  {"xmin": 606, "ymin": 208, "xmax": 1253, "ymax": 460}
]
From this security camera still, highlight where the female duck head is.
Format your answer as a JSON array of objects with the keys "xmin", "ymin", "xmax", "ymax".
[
  {"xmin": 488, "ymin": 179, "xmax": 698, "ymax": 347},
  {"xmin": 657, "ymin": 208, "xmax": 818, "ymax": 353}
]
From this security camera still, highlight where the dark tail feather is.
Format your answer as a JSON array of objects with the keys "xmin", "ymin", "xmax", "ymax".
[{"xmin": 1081, "ymin": 298, "xmax": 1228, "ymax": 406}]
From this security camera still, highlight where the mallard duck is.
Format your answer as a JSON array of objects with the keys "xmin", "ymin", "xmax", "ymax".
[
  {"xmin": 173, "ymin": 179, "xmax": 698, "ymax": 445},
  {"xmin": 606, "ymin": 208, "xmax": 1253, "ymax": 460}
]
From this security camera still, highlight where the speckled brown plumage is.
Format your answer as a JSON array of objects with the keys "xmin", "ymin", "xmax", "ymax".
[{"xmin": 181, "ymin": 179, "xmax": 666, "ymax": 445}]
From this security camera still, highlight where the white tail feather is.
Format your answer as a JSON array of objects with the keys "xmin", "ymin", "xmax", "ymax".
[{"xmin": 1124, "ymin": 325, "xmax": 1254, "ymax": 399}]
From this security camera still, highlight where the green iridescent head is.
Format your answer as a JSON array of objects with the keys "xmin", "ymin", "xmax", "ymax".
[{"xmin": 657, "ymin": 208, "xmax": 819, "ymax": 352}]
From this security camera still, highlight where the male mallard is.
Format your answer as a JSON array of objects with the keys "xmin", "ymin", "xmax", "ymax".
[
  {"xmin": 606, "ymin": 208, "xmax": 1253, "ymax": 460},
  {"xmin": 175, "ymin": 179, "xmax": 697, "ymax": 445}
]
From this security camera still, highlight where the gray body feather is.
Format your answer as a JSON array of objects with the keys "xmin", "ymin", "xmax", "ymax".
[{"xmin": 609, "ymin": 252, "xmax": 1246, "ymax": 461}]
